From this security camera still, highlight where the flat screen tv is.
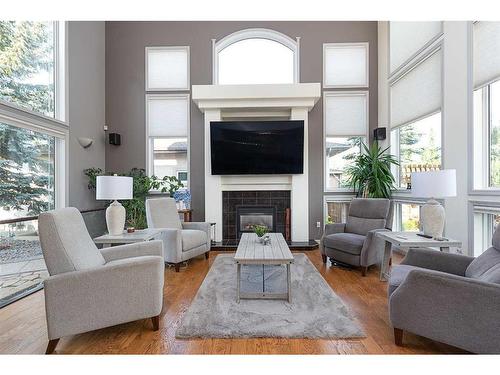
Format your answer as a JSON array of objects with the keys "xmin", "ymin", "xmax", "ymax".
[{"xmin": 210, "ymin": 120, "xmax": 304, "ymax": 175}]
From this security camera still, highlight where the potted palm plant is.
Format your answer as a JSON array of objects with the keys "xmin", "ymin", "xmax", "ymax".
[{"xmin": 345, "ymin": 142, "xmax": 399, "ymax": 198}]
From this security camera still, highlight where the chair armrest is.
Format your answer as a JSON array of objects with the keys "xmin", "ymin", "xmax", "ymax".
[
  {"xmin": 390, "ymin": 269, "xmax": 500, "ymax": 353},
  {"xmin": 323, "ymin": 223, "xmax": 346, "ymax": 236},
  {"xmin": 155, "ymin": 228, "xmax": 182, "ymax": 263},
  {"xmin": 44, "ymin": 256, "xmax": 164, "ymax": 340},
  {"xmin": 401, "ymin": 248, "xmax": 474, "ymax": 276},
  {"xmin": 182, "ymin": 222, "xmax": 211, "ymax": 250},
  {"xmin": 100, "ymin": 240, "xmax": 163, "ymax": 262},
  {"xmin": 360, "ymin": 228, "xmax": 390, "ymax": 267}
]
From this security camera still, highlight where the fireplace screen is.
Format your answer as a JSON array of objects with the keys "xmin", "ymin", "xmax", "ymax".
[{"xmin": 236, "ymin": 206, "xmax": 277, "ymax": 238}]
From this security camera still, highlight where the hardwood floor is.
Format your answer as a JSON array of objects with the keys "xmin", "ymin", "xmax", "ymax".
[{"xmin": 0, "ymin": 250, "xmax": 465, "ymax": 354}]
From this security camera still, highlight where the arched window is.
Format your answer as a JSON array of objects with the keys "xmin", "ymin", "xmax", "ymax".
[{"xmin": 213, "ymin": 28, "xmax": 299, "ymax": 85}]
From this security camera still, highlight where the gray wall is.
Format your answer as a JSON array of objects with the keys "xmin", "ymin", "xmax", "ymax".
[
  {"xmin": 68, "ymin": 21, "xmax": 106, "ymax": 210},
  {"xmin": 105, "ymin": 21, "xmax": 378, "ymax": 238}
]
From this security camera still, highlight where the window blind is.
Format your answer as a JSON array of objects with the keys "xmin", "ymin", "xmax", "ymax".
[
  {"xmin": 324, "ymin": 92, "xmax": 368, "ymax": 136},
  {"xmin": 390, "ymin": 49, "xmax": 442, "ymax": 129},
  {"xmin": 147, "ymin": 95, "xmax": 189, "ymax": 137},
  {"xmin": 146, "ymin": 47, "xmax": 189, "ymax": 90},
  {"xmin": 390, "ymin": 22, "xmax": 442, "ymax": 74},
  {"xmin": 323, "ymin": 43, "xmax": 368, "ymax": 87},
  {"xmin": 473, "ymin": 22, "xmax": 500, "ymax": 89}
]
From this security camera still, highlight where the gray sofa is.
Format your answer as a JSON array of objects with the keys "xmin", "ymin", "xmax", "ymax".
[
  {"xmin": 39, "ymin": 207, "xmax": 164, "ymax": 354},
  {"xmin": 320, "ymin": 198, "xmax": 393, "ymax": 276},
  {"xmin": 389, "ymin": 225, "xmax": 500, "ymax": 353},
  {"xmin": 146, "ymin": 198, "xmax": 211, "ymax": 271}
]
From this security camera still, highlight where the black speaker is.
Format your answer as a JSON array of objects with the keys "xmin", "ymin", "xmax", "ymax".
[
  {"xmin": 373, "ymin": 127, "xmax": 386, "ymax": 141},
  {"xmin": 109, "ymin": 133, "xmax": 121, "ymax": 146}
]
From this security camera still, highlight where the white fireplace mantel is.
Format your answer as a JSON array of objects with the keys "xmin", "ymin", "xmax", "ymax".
[{"xmin": 192, "ymin": 83, "xmax": 321, "ymax": 242}]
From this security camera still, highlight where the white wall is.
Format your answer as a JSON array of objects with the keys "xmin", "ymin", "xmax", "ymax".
[{"xmin": 67, "ymin": 21, "xmax": 106, "ymax": 210}]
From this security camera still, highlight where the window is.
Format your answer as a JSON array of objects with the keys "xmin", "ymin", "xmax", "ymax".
[
  {"xmin": 393, "ymin": 202, "xmax": 421, "ymax": 232},
  {"xmin": 324, "ymin": 198, "xmax": 351, "ymax": 224},
  {"xmin": 214, "ymin": 29, "xmax": 298, "ymax": 85},
  {"xmin": 145, "ymin": 46, "xmax": 190, "ymax": 91},
  {"xmin": 0, "ymin": 21, "xmax": 56, "ymax": 118},
  {"xmin": 323, "ymin": 43, "xmax": 369, "ymax": 88},
  {"xmin": 473, "ymin": 206, "xmax": 500, "ymax": 256},
  {"xmin": 146, "ymin": 94, "xmax": 189, "ymax": 184},
  {"xmin": 323, "ymin": 91, "xmax": 368, "ymax": 191},
  {"xmin": 391, "ymin": 112, "xmax": 442, "ymax": 189}
]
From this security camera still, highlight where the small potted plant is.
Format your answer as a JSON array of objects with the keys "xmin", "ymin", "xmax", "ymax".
[{"xmin": 253, "ymin": 224, "xmax": 269, "ymax": 243}]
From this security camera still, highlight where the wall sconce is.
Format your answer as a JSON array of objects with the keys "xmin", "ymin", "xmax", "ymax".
[{"xmin": 77, "ymin": 137, "xmax": 94, "ymax": 149}]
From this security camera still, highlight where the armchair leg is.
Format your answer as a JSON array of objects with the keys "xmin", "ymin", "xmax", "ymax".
[
  {"xmin": 205, "ymin": 251, "xmax": 210, "ymax": 259},
  {"xmin": 151, "ymin": 315, "xmax": 160, "ymax": 331},
  {"xmin": 45, "ymin": 339, "xmax": 59, "ymax": 354},
  {"xmin": 321, "ymin": 254, "xmax": 327, "ymax": 264},
  {"xmin": 361, "ymin": 266, "xmax": 368, "ymax": 276},
  {"xmin": 174, "ymin": 263, "xmax": 180, "ymax": 272},
  {"xmin": 394, "ymin": 328, "xmax": 404, "ymax": 346}
]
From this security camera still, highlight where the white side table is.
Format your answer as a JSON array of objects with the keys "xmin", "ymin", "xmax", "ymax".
[
  {"xmin": 93, "ymin": 229, "xmax": 162, "ymax": 248},
  {"xmin": 375, "ymin": 231, "xmax": 462, "ymax": 282}
]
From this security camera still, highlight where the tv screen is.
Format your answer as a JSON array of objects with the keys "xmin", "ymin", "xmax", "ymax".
[{"xmin": 210, "ymin": 120, "xmax": 304, "ymax": 175}]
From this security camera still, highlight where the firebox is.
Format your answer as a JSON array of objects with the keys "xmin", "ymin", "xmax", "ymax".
[{"xmin": 236, "ymin": 206, "xmax": 276, "ymax": 239}]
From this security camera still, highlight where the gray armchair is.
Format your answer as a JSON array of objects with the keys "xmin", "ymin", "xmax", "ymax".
[
  {"xmin": 320, "ymin": 198, "xmax": 393, "ymax": 276},
  {"xmin": 146, "ymin": 198, "xmax": 211, "ymax": 271},
  {"xmin": 39, "ymin": 207, "xmax": 164, "ymax": 354},
  {"xmin": 389, "ymin": 225, "xmax": 500, "ymax": 353}
]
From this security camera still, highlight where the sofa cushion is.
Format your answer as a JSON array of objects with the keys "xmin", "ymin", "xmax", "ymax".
[
  {"xmin": 465, "ymin": 247, "xmax": 500, "ymax": 284},
  {"xmin": 323, "ymin": 232, "xmax": 365, "ymax": 255},
  {"xmin": 181, "ymin": 229, "xmax": 207, "ymax": 252}
]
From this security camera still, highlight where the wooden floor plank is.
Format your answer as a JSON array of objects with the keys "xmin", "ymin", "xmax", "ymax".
[{"xmin": 0, "ymin": 250, "xmax": 466, "ymax": 354}]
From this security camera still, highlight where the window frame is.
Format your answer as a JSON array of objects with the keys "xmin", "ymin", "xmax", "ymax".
[
  {"xmin": 145, "ymin": 46, "xmax": 190, "ymax": 92},
  {"xmin": 212, "ymin": 28, "xmax": 300, "ymax": 85},
  {"xmin": 471, "ymin": 202, "xmax": 500, "ymax": 256},
  {"xmin": 323, "ymin": 90, "xmax": 369, "ymax": 193},
  {"xmin": 323, "ymin": 195, "xmax": 355, "ymax": 227},
  {"xmin": 145, "ymin": 93, "xmax": 191, "ymax": 189},
  {"xmin": 323, "ymin": 42, "xmax": 369, "ymax": 89}
]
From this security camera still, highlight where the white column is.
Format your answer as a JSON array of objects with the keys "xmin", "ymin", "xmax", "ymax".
[
  {"xmin": 442, "ymin": 21, "xmax": 470, "ymax": 252},
  {"xmin": 290, "ymin": 107, "xmax": 309, "ymax": 241},
  {"xmin": 377, "ymin": 21, "xmax": 390, "ymax": 150},
  {"xmin": 204, "ymin": 109, "xmax": 223, "ymax": 242}
]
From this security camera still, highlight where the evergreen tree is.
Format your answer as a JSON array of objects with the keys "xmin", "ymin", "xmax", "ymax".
[{"xmin": 0, "ymin": 22, "xmax": 55, "ymax": 216}]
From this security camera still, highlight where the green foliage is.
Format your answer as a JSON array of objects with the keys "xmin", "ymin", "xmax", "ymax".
[
  {"xmin": 252, "ymin": 225, "xmax": 269, "ymax": 238},
  {"xmin": 345, "ymin": 141, "xmax": 399, "ymax": 199},
  {"xmin": 84, "ymin": 167, "xmax": 184, "ymax": 229},
  {"xmin": 491, "ymin": 125, "xmax": 500, "ymax": 187}
]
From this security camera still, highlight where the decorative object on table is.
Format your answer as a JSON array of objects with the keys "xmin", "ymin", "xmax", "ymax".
[
  {"xmin": 345, "ymin": 141, "xmax": 399, "ymax": 198},
  {"xmin": 173, "ymin": 188, "xmax": 191, "ymax": 209},
  {"xmin": 96, "ymin": 175, "xmax": 133, "ymax": 235},
  {"xmin": 262, "ymin": 234, "xmax": 271, "ymax": 246},
  {"xmin": 84, "ymin": 167, "xmax": 184, "ymax": 229},
  {"xmin": 252, "ymin": 224, "xmax": 269, "ymax": 242},
  {"xmin": 411, "ymin": 169, "xmax": 456, "ymax": 238}
]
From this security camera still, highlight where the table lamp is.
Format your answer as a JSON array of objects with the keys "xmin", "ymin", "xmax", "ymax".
[
  {"xmin": 96, "ymin": 175, "xmax": 133, "ymax": 235},
  {"xmin": 411, "ymin": 169, "xmax": 456, "ymax": 238}
]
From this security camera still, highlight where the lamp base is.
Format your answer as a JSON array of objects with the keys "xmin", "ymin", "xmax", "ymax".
[
  {"xmin": 106, "ymin": 200, "xmax": 126, "ymax": 235},
  {"xmin": 421, "ymin": 198, "xmax": 445, "ymax": 238}
]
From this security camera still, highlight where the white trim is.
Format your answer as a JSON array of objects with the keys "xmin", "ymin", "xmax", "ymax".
[
  {"xmin": 322, "ymin": 91, "xmax": 369, "ymax": 193},
  {"xmin": 323, "ymin": 194, "xmax": 355, "ymax": 225},
  {"xmin": 145, "ymin": 46, "xmax": 190, "ymax": 92},
  {"xmin": 145, "ymin": 93, "xmax": 190, "ymax": 189},
  {"xmin": 212, "ymin": 28, "xmax": 299, "ymax": 85},
  {"xmin": 54, "ymin": 21, "xmax": 68, "ymax": 122},
  {"xmin": 322, "ymin": 42, "xmax": 369, "ymax": 89}
]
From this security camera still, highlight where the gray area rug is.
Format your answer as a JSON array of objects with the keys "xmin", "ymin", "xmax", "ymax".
[{"xmin": 176, "ymin": 254, "xmax": 364, "ymax": 339}]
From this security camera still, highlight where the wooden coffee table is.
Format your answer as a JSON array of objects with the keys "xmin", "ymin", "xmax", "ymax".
[{"xmin": 234, "ymin": 233, "xmax": 294, "ymax": 303}]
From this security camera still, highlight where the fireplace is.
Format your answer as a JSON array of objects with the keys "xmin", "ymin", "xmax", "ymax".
[
  {"xmin": 222, "ymin": 191, "xmax": 291, "ymax": 242},
  {"xmin": 236, "ymin": 206, "xmax": 276, "ymax": 239}
]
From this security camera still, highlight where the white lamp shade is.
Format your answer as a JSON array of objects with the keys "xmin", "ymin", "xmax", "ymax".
[
  {"xmin": 411, "ymin": 169, "xmax": 457, "ymax": 198},
  {"xmin": 96, "ymin": 176, "xmax": 133, "ymax": 200}
]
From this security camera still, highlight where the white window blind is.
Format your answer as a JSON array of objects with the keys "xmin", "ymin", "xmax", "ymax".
[
  {"xmin": 323, "ymin": 43, "xmax": 368, "ymax": 87},
  {"xmin": 146, "ymin": 47, "xmax": 189, "ymax": 91},
  {"xmin": 473, "ymin": 22, "xmax": 500, "ymax": 89},
  {"xmin": 146, "ymin": 95, "xmax": 189, "ymax": 137},
  {"xmin": 390, "ymin": 22, "xmax": 442, "ymax": 74},
  {"xmin": 324, "ymin": 92, "xmax": 368, "ymax": 136},
  {"xmin": 390, "ymin": 49, "xmax": 442, "ymax": 129}
]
